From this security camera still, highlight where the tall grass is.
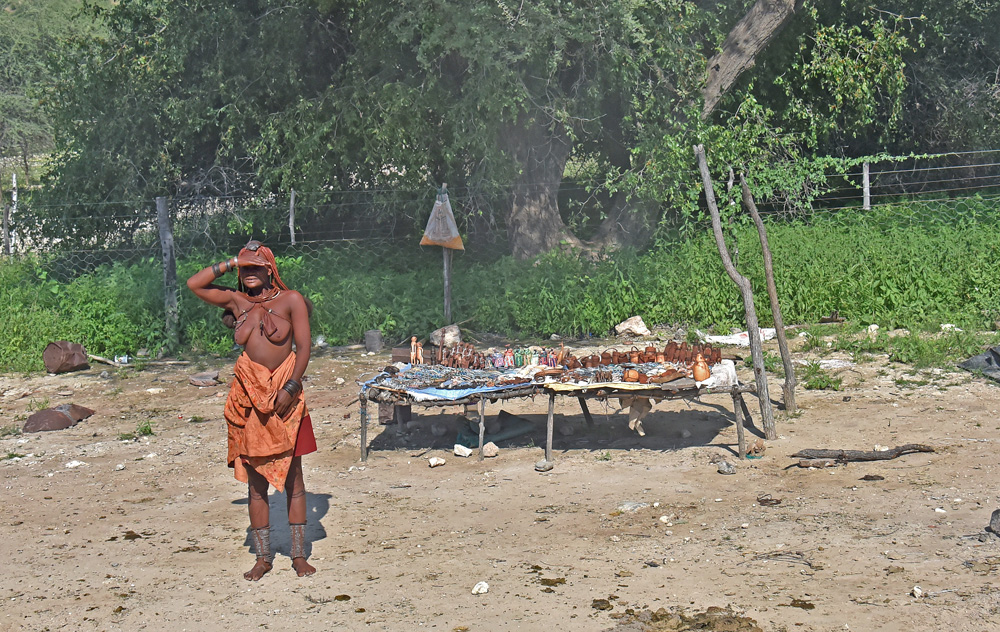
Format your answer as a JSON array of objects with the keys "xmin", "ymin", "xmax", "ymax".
[{"xmin": 2, "ymin": 201, "xmax": 999, "ymax": 371}]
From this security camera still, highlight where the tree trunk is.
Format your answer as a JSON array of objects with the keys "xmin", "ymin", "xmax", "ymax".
[
  {"xmin": 589, "ymin": 194, "xmax": 657, "ymax": 251},
  {"xmin": 741, "ymin": 175, "xmax": 796, "ymax": 414},
  {"xmin": 504, "ymin": 116, "xmax": 582, "ymax": 260},
  {"xmin": 694, "ymin": 144, "xmax": 775, "ymax": 439},
  {"xmin": 701, "ymin": 0, "xmax": 803, "ymax": 118}
]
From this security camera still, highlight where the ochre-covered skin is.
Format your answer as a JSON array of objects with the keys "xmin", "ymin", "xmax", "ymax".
[{"xmin": 225, "ymin": 351, "xmax": 307, "ymax": 492}]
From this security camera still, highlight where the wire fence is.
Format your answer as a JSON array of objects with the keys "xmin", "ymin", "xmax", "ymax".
[{"xmin": 3, "ymin": 146, "xmax": 1000, "ymax": 287}]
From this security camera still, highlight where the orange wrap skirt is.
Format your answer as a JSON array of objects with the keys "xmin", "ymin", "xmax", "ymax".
[{"xmin": 224, "ymin": 352, "xmax": 313, "ymax": 492}]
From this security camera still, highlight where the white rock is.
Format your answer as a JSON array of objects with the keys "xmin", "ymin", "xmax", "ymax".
[
  {"xmin": 934, "ymin": 507, "xmax": 946, "ymax": 513},
  {"xmin": 65, "ymin": 460, "xmax": 87, "ymax": 468},
  {"xmin": 115, "ymin": 463, "xmax": 126, "ymax": 471},
  {"xmin": 471, "ymin": 581, "xmax": 489, "ymax": 595},
  {"xmin": 145, "ymin": 388, "xmax": 164, "ymax": 394},
  {"xmin": 334, "ymin": 377, "xmax": 345, "ymax": 386},
  {"xmin": 615, "ymin": 316, "xmax": 651, "ymax": 336},
  {"xmin": 453, "ymin": 444, "xmax": 473, "ymax": 458},
  {"xmin": 911, "ymin": 586, "xmax": 924, "ymax": 598},
  {"xmin": 428, "ymin": 457, "xmax": 446, "ymax": 468},
  {"xmin": 430, "ymin": 324, "xmax": 462, "ymax": 348},
  {"xmin": 482, "ymin": 442, "xmax": 499, "ymax": 458},
  {"xmin": 659, "ymin": 515, "xmax": 670, "ymax": 523}
]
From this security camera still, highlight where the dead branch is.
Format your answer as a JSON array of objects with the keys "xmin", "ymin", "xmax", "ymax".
[{"xmin": 792, "ymin": 444, "xmax": 935, "ymax": 462}]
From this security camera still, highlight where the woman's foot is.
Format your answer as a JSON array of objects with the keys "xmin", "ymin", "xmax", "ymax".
[
  {"xmin": 244, "ymin": 557, "xmax": 272, "ymax": 581},
  {"xmin": 291, "ymin": 557, "xmax": 316, "ymax": 577}
]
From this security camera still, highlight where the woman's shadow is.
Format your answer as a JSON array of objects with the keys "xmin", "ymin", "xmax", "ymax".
[{"xmin": 234, "ymin": 491, "xmax": 331, "ymax": 560}]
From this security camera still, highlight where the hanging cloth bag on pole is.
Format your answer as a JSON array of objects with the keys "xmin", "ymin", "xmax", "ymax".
[{"xmin": 420, "ymin": 190, "xmax": 464, "ymax": 250}]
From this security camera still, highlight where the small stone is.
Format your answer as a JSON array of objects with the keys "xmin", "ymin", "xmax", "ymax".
[
  {"xmin": 934, "ymin": 507, "xmax": 946, "ymax": 513},
  {"xmin": 535, "ymin": 460, "xmax": 554, "ymax": 472},
  {"xmin": 911, "ymin": 586, "xmax": 923, "ymax": 598},
  {"xmin": 988, "ymin": 509, "xmax": 1000, "ymax": 535},
  {"xmin": 145, "ymin": 388, "xmax": 164, "ymax": 394},
  {"xmin": 65, "ymin": 460, "xmax": 86, "ymax": 468},
  {"xmin": 471, "ymin": 581, "xmax": 489, "ymax": 595},
  {"xmin": 115, "ymin": 463, "xmax": 125, "ymax": 471},
  {"xmin": 428, "ymin": 457, "xmax": 446, "ymax": 468},
  {"xmin": 482, "ymin": 442, "xmax": 499, "ymax": 458},
  {"xmin": 741, "ymin": 523, "xmax": 749, "ymax": 529},
  {"xmin": 717, "ymin": 460, "xmax": 736, "ymax": 475},
  {"xmin": 453, "ymin": 444, "xmax": 473, "ymax": 458},
  {"xmin": 592, "ymin": 598, "xmax": 613, "ymax": 611},
  {"xmin": 334, "ymin": 377, "xmax": 346, "ymax": 386},
  {"xmin": 659, "ymin": 516, "xmax": 670, "ymax": 523}
]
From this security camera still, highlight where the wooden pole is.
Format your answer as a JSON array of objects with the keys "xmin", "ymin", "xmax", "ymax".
[
  {"xmin": 862, "ymin": 161, "xmax": 870, "ymax": 210},
  {"xmin": 741, "ymin": 175, "xmax": 796, "ymax": 414},
  {"xmin": 477, "ymin": 397, "xmax": 486, "ymax": 461},
  {"xmin": 1, "ymin": 170, "xmax": 8, "ymax": 256},
  {"xmin": 545, "ymin": 393, "xmax": 555, "ymax": 462},
  {"xmin": 732, "ymin": 386, "xmax": 747, "ymax": 459},
  {"xmin": 443, "ymin": 246, "xmax": 453, "ymax": 323},
  {"xmin": 694, "ymin": 145, "xmax": 775, "ymax": 439},
  {"xmin": 156, "ymin": 197, "xmax": 179, "ymax": 354},
  {"xmin": 360, "ymin": 398, "xmax": 369, "ymax": 461},
  {"xmin": 288, "ymin": 188, "xmax": 296, "ymax": 245}
]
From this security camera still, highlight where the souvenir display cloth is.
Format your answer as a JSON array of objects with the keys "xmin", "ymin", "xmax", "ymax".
[
  {"xmin": 419, "ymin": 192, "xmax": 464, "ymax": 250},
  {"xmin": 224, "ymin": 351, "xmax": 307, "ymax": 492}
]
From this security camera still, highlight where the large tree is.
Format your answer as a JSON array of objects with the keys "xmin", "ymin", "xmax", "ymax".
[{"xmin": 41, "ymin": 0, "xmax": 991, "ymax": 255}]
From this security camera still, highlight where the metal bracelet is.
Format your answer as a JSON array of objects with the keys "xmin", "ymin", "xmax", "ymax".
[
  {"xmin": 211, "ymin": 262, "xmax": 222, "ymax": 278},
  {"xmin": 282, "ymin": 379, "xmax": 302, "ymax": 395}
]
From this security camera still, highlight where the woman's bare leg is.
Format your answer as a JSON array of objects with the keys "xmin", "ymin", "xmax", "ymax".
[
  {"xmin": 285, "ymin": 456, "xmax": 316, "ymax": 576},
  {"xmin": 244, "ymin": 467, "xmax": 273, "ymax": 581}
]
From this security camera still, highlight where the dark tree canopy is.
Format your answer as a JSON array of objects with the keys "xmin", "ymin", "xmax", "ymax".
[{"xmin": 32, "ymin": 0, "xmax": 1000, "ymax": 255}]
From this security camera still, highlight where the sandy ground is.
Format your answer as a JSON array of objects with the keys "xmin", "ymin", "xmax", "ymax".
[{"xmin": 2, "ymin": 335, "xmax": 1000, "ymax": 632}]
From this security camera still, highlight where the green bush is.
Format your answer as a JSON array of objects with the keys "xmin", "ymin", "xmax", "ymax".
[{"xmin": 3, "ymin": 200, "xmax": 1000, "ymax": 371}]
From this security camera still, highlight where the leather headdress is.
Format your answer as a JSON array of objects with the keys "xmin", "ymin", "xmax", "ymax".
[{"xmin": 239, "ymin": 240, "xmax": 288, "ymax": 290}]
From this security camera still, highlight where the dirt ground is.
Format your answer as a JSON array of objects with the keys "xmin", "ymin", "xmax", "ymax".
[{"xmin": 2, "ymin": 334, "xmax": 1000, "ymax": 632}]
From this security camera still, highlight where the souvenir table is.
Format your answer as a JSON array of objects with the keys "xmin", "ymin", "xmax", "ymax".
[{"xmin": 358, "ymin": 361, "xmax": 758, "ymax": 464}]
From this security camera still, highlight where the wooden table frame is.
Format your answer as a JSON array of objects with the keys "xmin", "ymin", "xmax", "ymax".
[{"xmin": 359, "ymin": 379, "xmax": 758, "ymax": 463}]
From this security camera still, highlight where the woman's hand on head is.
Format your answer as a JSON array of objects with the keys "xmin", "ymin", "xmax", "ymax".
[{"xmin": 237, "ymin": 253, "xmax": 269, "ymax": 268}]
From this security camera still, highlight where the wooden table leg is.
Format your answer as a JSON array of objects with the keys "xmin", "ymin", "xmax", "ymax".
[
  {"xmin": 739, "ymin": 393, "xmax": 753, "ymax": 426},
  {"xmin": 545, "ymin": 393, "xmax": 555, "ymax": 463},
  {"xmin": 578, "ymin": 396, "xmax": 594, "ymax": 428},
  {"xmin": 360, "ymin": 397, "xmax": 369, "ymax": 462},
  {"xmin": 478, "ymin": 397, "xmax": 486, "ymax": 461},
  {"xmin": 732, "ymin": 387, "xmax": 746, "ymax": 459}
]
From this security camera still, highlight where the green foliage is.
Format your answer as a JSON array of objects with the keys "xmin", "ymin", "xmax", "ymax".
[
  {"xmin": 118, "ymin": 419, "xmax": 154, "ymax": 442},
  {"xmin": 800, "ymin": 362, "xmax": 843, "ymax": 391},
  {"xmin": 3, "ymin": 198, "xmax": 1000, "ymax": 372},
  {"xmin": 0, "ymin": 425, "xmax": 22, "ymax": 438}
]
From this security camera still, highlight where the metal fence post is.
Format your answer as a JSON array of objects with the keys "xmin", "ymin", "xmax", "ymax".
[
  {"xmin": 863, "ymin": 161, "xmax": 870, "ymax": 210},
  {"xmin": 288, "ymin": 188, "xmax": 296, "ymax": 245},
  {"xmin": 156, "ymin": 196, "xmax": 179, "ymax": 353}
]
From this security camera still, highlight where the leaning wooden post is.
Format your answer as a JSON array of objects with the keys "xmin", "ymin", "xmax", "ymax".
[
  {"xmin": 155, "ymin": 196, "xmax": 179, "ymax": 354},
  {"xmin": 741, "ymin": 175, "xmax": 796, "ymax": 414},
  {"xmin": 694, "ymin": 145, "xmax": 775, "ymax": 439},
  {"xmin": 288, "ymin": 188, "xmax": 297, "ymax": 245}
]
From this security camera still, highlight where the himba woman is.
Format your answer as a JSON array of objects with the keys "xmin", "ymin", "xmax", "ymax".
[{"xmin": 187, "ymin": 240, "xmax": 317, "ymax": 580}]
